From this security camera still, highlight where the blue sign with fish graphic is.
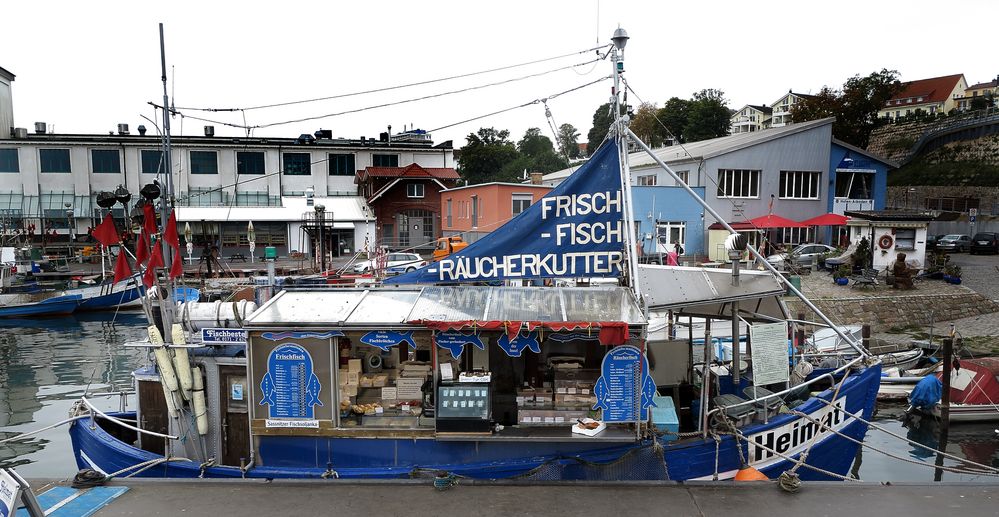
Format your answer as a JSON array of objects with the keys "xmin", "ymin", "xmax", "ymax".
[
  {"xmin": 436, "ymin": 330, "xmax": 485, "ymax": 358},
  {"xmin": 593, "ymin": 345, "xmax": 656, "ymax": 422},
  {"xmin": 360, "ymin": 330, "xmax": 416, "ymax": 351},
  {"xmin": 497, "ymin": 331, "xmax": 541, "ymax": 357},
  {"xmin": 259, "ymin": 344, "xmax": 324, "ymax": 419}
]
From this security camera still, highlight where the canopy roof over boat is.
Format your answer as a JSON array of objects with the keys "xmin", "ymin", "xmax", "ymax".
[
  {"xmin": 637, "ymin": 265, "xmax": 787, "ymax": 322},
  {"xmin": 244, "ymin": 286, "xmax": 645, "ymax": 328}
]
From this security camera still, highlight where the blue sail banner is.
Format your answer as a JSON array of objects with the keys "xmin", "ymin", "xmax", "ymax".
[{"xmin": 390, "ymin": 142, "xmax": 624, "ymax": 284}]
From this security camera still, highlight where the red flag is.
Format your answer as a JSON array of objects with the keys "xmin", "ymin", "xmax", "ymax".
[
  {"xmin": 113, "ymin": 249, "xmax": 133, "ymax": 284},
  {"xmin": 135, "ymin": 230, "xmax": 149, "ymax": 265},
  {"xmin": 164, "ymin": 210, "xmax": 180, "ymax": 253},
  {"xmin": 142, "ymin": 203, "xmax": 157, "ymax": 236},
  {"xmin": 92, "ymin": 214, "xmax": 118, "ymax": 247},
  {"xmin": 143, "ymin": 245, "xmax": 164, "ymax": 288},
  {"xmin": 169, "ymin": 248, "xmax": 184, "ymax": 279}
]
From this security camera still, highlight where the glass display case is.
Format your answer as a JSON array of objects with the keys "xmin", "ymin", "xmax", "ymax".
[{"xmin": 436, "ymin": 384, "xmax": 491, "ymax": 433}]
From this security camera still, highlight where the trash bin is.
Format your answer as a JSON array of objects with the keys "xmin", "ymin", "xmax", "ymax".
[{"xmin": 787, "ymin": 275, "xmax": 801, "ymax": 295}]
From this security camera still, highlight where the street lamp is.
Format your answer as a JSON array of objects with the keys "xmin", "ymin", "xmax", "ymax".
[
  {"xmin": 247, "ymin": 221, "xmax": 256, "ymax": 263},
  {"xmin": 64, "ymin": 202, "xmax": 74, "ymax": 243}
]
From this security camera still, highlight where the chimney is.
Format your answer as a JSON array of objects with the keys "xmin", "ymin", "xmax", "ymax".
[
  {"xmin": 34, "ymin": 122, "xmax": 47, "ymax": 134},
  {"xmin": 530, "ymin": 172, "xmax": 544, "ymax": 185},
  {"xmin": 204, "ymin": 125, "xmax": 215, "ymax": 137},
  {"xmin": 117, "ymin": 123, "xmax": 129, "ymax": 135}
]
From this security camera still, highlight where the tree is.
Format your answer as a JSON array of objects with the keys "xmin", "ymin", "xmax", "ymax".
[
  {"xmin": 556, "ymin": 123, "xmax": 582, "ymax": 159},
  {"xmin": 630, "ymin": 102, "xmax": 668, "ymax": 148},
  {"xmin": 517, "ymin": 128, "xmax": 554, "ymax": 158},
  {"xmin": 683, "ymin": 89, "xmax": 731, "ymax": 142},
  {"xmin": 970, "ymin": 95, "xmax": 991, "ymax": 111},
  {"xmin": 457, "ymin": 127, "xmax": 521, "ymax": 184},
  {"xmin": 655, "ymin": 97, "xmax": 690, "ymax": 144},
  {"xmin": 791, "ymin": 69, "xmax": 903, "ymax": 148},
  {"xmin": 586, "ymin": 102, "xmax": 627, "ymax": 156},
  {"xmin": 511, "ymin": 128, "xmax": 567, "ymax": 177}
]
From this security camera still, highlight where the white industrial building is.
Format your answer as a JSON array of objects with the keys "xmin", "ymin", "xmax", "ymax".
[{"xmin": 0, "ymin": 65, "xmax": 455, "ymax": 259}]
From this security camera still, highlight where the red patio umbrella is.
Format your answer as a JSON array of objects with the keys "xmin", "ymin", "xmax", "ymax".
[
  {"xmin": 800, "ymin": 213, "xmax": 848, "ymax": 226},
  {"xmin": 747, "ymin": 214, "xmax": 806, "ymax": 228}
]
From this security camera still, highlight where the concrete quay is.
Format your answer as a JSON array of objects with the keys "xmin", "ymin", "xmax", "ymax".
[{"xmin": 21, "ymin": 478, "xmax": 999, "ymax": 516}]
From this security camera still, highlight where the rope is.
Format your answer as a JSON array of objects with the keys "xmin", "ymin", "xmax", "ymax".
[
  {"xmin": 433, "ymin": 472, "xmax": 459, "ymax": 491},
  {"xmin": 809, "ymin": 397, "xmax": 999, "ymax": 474},
  {"xmin": 785, "ymin": 369, "xmax": 850, "ymax": 480},
  {"xmin": 0, "ymin": 415, "xmax": 89, "ymax": 444},
  {"xmin": 72, "ymin": 457, "xmax": 191, "ymax": 488},
  {"xmin": 727, "ymin": 429, "xmax": 858, "ymax": 482}
]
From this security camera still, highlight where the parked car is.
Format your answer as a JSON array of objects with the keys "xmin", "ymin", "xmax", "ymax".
[
  {"xmin": 970, "ymin": 232, "xmax": 999, "ymax": 255},
  {"xmin": 936, "ymin": 234, "xmax": 971, "ymax": 253},
  {"xmin": 926, "ymin": 234, "xmax": 946, "ymax": 250},
  {"xmin": 352, "ymin": 252, "xmax": 428, "ymax": 274},
  {"xmin": 766, "ymin": 243, "xmax": 836, "ymax": 269}
]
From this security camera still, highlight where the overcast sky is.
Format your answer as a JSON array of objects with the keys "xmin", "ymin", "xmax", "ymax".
[{"xmin": 2, "ymin": 0, "xmax": 996, "ymax": 150}]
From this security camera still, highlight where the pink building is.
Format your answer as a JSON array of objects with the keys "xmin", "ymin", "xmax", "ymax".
[{"xmin": 440, "ymin": 181, "xmax": 552, "ymax": 243}]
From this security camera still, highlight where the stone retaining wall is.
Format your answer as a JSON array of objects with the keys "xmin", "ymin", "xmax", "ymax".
[{"xmin": 785, "ymin": 292, "xmax": 999, "ymax": 331}]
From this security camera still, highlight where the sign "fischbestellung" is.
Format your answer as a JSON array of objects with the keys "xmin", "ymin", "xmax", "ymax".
[{"xmin": 201, "ymin": 328, "xmax": 248, "ymax": 344}]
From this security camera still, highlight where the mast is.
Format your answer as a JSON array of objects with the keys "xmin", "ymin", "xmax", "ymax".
[
  {"xmin": 157, "ymin": 22, "xmax": 175, "ymax": 342},
  {"xmin": 609, "ymin": 28, "xmax": 641, "ymax": 299}
]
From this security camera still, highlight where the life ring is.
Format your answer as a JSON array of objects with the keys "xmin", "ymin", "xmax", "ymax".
[{"xmin": 878, "ymin": 235, "xmax": 894, "ymax": 249}]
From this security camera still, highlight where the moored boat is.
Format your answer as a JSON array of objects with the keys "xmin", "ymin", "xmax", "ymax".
[{"xmin": 0, "ymin": 293, "xmax": 81, "ymax": 317}]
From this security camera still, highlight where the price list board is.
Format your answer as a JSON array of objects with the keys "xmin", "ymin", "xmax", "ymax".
[
  {"xmin": 599, "ymin": 348, "xmax": 641, "ymax": 422},
  {"xmin": 251, "ymin": 336, "xmax": 333, "ymax": 423},
  {"xmin": 437, "ymin": 385, "xmax": 491, "ymax": 420}
]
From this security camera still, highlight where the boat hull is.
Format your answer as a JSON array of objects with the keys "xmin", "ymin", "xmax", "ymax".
[
  {"xmin": 0, "ymin": 294, "xmax": 81, "ymax": 317},
  {"xmin": 69, "ymin": 365, "xmax": 881, "ymax": 481},
  {"xmin": 73, "ymin": 281, "xmax": 145, "ymax": 311}
]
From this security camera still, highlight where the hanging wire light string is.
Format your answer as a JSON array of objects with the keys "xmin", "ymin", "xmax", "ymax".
[
  {"xmin": 175, "ymin": 77, "xmax": 610, "ymax": 206},
  {"xmin": 155, "ymin": 60, "xmax": 603, "ymax": 132},
  {"xmin": 172, "ymin": 44, "xmax": 611, "ymax": 113}
]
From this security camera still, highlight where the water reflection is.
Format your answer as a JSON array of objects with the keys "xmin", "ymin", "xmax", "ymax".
[{"xmin": 0, "ymin": 312, "xmax": 147, "ymax": 477}]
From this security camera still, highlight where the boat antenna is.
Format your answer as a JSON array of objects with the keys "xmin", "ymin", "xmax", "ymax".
[{"xmin": 157, "ymin": 22, "xmax": 176, "ymax": 341}]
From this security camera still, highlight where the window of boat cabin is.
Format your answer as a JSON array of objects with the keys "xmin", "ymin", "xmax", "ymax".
[{"xmin": 334, "ymin": 331, "xmax": 435, "ymax": 430}]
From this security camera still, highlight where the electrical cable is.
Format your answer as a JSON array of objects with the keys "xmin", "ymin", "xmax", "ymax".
[{"xmin": 173, "ymin": 44, "xmax": 610, "ymax": 112}]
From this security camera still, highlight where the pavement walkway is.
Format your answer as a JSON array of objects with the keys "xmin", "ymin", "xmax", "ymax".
[{"xmin": 19, "ymin": 479, "xmax": 998, "ymax": 517}]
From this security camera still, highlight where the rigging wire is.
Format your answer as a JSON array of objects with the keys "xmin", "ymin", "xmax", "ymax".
[{"xmin": 172, "ymin": 44, "xmax": 610, "ymax": 112}]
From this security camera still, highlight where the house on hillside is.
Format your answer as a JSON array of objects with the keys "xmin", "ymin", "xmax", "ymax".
[
  {"xmin": 878, "ymin": 74, "xmax": 968, "ymax": 121},
  {"xmin": 730, "ymin": 104, "xmax": 773, "ymax": 134},
  {"xmin": 956, "ymin": 75, "xmax": 999, "ymax": 110},
  {"xmin": 769, "ymin": 91, "xmax": 814, "ymax": 127}
]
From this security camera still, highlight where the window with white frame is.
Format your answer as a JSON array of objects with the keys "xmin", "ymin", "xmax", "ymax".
[
  {"xmin": 511, "ymin": 194, "xmax": 532, "ymax": 215},
  {"xmin": 675, "ymin": 170, "xmax": 690, "ymax": 185},
  {"xmin": 407, "ymin": 183, "xmax": 425, "ymax": 198},
  {"xmin": 716, "ymin": 169, "xmax": 759, "ymax": 198},
  {"xmin": 637, "ymin": 175, "xmax": 657, "ymax": 186},
  {"xmin": 779, "ymin": 170, "xmax": 821, "ymax": 199},
  {"xmin": 779, "ymin": 227, "xmax": 813, "ymax": 245},
  {"xmin": 895, "ymin": 228, "xmax": 916, "ymax": 250},
  {"xmin": 655, "ymin": 221, "xmax": 685, "ymax": 253}
]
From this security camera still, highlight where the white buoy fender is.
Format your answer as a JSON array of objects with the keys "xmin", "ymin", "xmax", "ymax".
[
  {"xmin": 160, "ymin": 377, "xmax": 179, "ymax": 418},
  {"xmin": 178, "ymin": 300, "xmax": 257, "ymax": 332},
  {"xmin": 171, "ymin": 324, "xmax": 193, "ymax": 401},
  {"xmin": 149, "ymin": 326, "xmax": 180, "ymax": 393},
  {"xmin": 192, "ymin": 366, "xmax": 208, "ymax": 435}
]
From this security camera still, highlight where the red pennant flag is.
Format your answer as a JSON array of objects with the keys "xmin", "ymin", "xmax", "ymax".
[
  {"xmin": 143, "ymin": 245, "xmax": 164, "ymax": 288},
  {"xmin": 135, "ymin": 230, "xmax": 150, "ymax": 266},
  {"xmin": 113, "ymin": 249, "xmax": 133, "ymax": 284},
  {"xmin": 92, "ymin": 214, "xmax": 118, "ymax": 247},
  {"xmin": 142, "ymin": 203, "xmax": 157, "ymax": 236},
  {"xmin": 164, "ymin": 210, "xmax": 180, "ymax": 253},
  {"xmin": 169, "ymin": 248, "xmax": 184, "ymax": 279}
]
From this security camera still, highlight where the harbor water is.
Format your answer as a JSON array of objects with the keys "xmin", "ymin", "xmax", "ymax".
[{"xmin": 0, "ymin": 315, "xmax": 996, "ymax": 482}]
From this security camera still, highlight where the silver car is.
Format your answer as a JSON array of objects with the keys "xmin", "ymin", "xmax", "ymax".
[
  {"xmin": 936, "ymin": 234, "xmax": 970, "ymax": 253},
  {"xmin": 767, "ymin": 243, "xmax": 836, "ymax": 268}
]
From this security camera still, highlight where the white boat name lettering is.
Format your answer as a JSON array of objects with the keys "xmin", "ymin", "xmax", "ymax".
[
  {"xmin": 749, "ymin": 397, "xmax": 848, "ymax": 463},
  {"xmin": 436, "ymin": 252, "xmax": 623, "ymax": 281}
]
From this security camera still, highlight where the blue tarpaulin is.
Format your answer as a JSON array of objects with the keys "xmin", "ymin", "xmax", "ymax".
[
  {"xmin": 909, "ymin": 375, "xmax": 942, "ymax": 411},
  {"xmin": 390, "ymin": 141, "xmax": 624, "ymax": 284}
]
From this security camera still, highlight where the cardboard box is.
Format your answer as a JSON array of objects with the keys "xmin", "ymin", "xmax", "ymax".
[
  {"xmin": 346, "ymin": 371, "xmax": 360, "ymax": 385},
  {"xmin": 359, "ymin": 375, "xmax": 374, "ymax": 388},
  {"xmin": 348, "ymin": 359, "xmax": 362, "ymax": 373}
]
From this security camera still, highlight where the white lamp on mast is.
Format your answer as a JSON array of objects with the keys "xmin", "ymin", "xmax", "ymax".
[
  {"xmin": 247, "ymin": 221, "xmax": 256, "ymax": 263},
  {"xmin": 184, "ymin": 222, "xmax": 193, "ymax": 264}
]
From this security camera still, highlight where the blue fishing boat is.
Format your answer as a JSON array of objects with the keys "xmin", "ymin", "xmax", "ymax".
[
  {"xmin": 0, "ymin": 293, "xmax": 81, "ymax": 318},
  {"xmin": 67, "ymin": 27, "xmax": 880, "ymax": 483},
  {"xmin": 72, "ymin": 276, "xmax": 145, "ymax": 311}
]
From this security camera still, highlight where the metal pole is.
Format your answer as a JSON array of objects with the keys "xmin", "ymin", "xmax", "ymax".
[
  {"xmin": 625, "ymin": 128, "xmax": 871, "ymax": 358},
  {"xmin": 699, "ymin": 319, "xmax": 712, "ymax": 437},
  {"xmin": 935, "ymin": 336, "xmax": 953, "ymax": 481},
  {"xmin": 610, "ymin": 46, "xmax": 641, "ymax": 300},
  {"xmin": 731, "ymin": 254, "xmax": 741, "ymax": 386},
  {"xmin": 157, "ymin": 23, "xmax": 174, "ymax": 343}
]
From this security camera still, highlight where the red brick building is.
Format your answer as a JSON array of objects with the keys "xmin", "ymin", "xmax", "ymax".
[{"xmin": 356, "ymin": 163, "xmax": 459, "ymax": 250}]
